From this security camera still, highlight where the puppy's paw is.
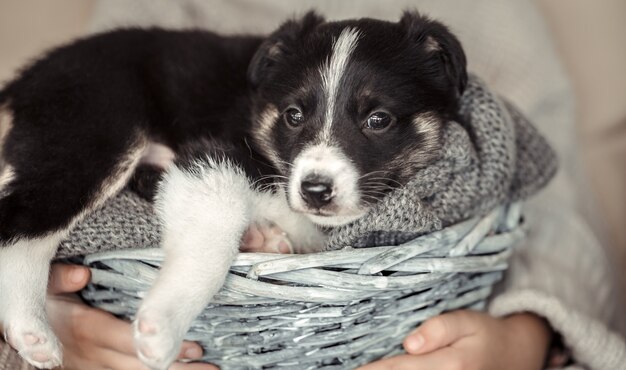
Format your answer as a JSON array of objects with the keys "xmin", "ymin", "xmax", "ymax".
[
  {"xmin": 240, "ymin": 223, "xmax": 293, "ymax": 254},
  {"xmin": 133, "ymin": 310, "xmax": 182, "ymax": 370},
  {"xmin": 5, "ymin": 320, "xmax": 62, "ymax": 369}
]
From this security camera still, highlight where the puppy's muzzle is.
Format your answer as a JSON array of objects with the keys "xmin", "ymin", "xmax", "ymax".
[{"xmin": 300, "ymin": 175, "xmax": 333, "ymax": 209}]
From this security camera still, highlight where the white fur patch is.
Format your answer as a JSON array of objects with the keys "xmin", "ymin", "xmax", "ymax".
[
  {"xmin": 318, "ymin": 27, "xmax": 361, "ymax": 144},
  {"xmin": 0, "ymin": 231, "xmax": 68, "ymax": 368},
  {"xmin": 0, "ymin": 233, "xmax": 65, "ymax": 315},
  {"xmin": 140, "ymin": 142, "xmax": 176, "ymax": 169},
  {"xmin": 412, "ymin": 111, "xmax": 440, "ymax": 138},
  {"xmin": 289, "ymin": 144, "xmax": 364, "ymax": 226},
  {"xmin": 386, "ymin": 112, "xmax": 442, "ymax": 177},
  {"xmin": 155, "ymin": 158, "xmax": 253, "ymax": 252},
  {"xmin": 0, "ymin": 103, "xmax": 12, "ymax": 142},
  {"xmin": 252, "ymin": 105, "xmax": 283, "ymax": 171},
  {"xmin": 0, "ymin": 103, "xmax": 14, "ymax": 168},
  {"xmin": 424, "ymin": 36, "xmax": 441, "ymax": 53},
  {"xmin": 0, "ymin": 165, "xmax": 15, "ymax": 196}
]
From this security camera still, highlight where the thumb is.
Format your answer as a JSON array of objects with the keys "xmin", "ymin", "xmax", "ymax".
[
  {"xmin": 48, "ymin": 263, "xmax": 91, "ymax": 294},
  {"xmin": 404, "ymin": 310, "xmax": 478, "ymax": 355}
]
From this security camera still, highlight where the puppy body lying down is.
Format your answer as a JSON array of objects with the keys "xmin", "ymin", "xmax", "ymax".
[{"xmin": 0, "ymin": 11, "xmax": 467, "ymax": 369}]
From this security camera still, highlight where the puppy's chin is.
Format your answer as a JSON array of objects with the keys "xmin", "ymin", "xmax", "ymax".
[{"xmin": 303, "ymin": 210, "xmax": 366, "ymax": 227}]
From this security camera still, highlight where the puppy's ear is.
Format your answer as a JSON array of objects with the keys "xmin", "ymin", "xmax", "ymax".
[
  {"xmin": 248, "ymin": 11, "xmax": 325, "ymax": 87},
  {"xmin": 400, "ymin": 10, "xmax": 468, "ymax": 96}
]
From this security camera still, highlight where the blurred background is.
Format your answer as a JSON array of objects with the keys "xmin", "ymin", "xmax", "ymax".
[{"xmin": 1, "ymin": 0, "xmax": 624, "ymax": 327}]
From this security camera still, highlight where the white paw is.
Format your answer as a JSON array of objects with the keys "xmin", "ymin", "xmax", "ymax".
[
  {"xmin": 133, "ymin": 310, "xmax": 182, "ymax": 370},
  {"xmin": 240, "ymin": 223, "xmax": 294, "ymax": 254},
  {"xmin": 5, "ymin": 320, "xmax": 62, "ymax": 369}
]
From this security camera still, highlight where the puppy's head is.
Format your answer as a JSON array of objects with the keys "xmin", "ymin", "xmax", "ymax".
[{"xmin": 249, "ymin": 11, "xmax": 467, "ymax": 226}]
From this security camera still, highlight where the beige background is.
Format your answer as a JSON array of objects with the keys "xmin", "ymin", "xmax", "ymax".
[{"xmin": 0, "ymin": 0, "xmax": 624, "ymax": 290}]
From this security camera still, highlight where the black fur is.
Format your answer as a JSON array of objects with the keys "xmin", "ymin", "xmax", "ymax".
[
  {"xmin": 128, "ymin": 164, "xmax": 164, "ymax": 202},
  {"xmin": 0, "ymin": 11, "xmax": 466, "ymax": 243},
  {"xmin": 0, "ymin": 29, "xmax": 266, "ymax": 241}
]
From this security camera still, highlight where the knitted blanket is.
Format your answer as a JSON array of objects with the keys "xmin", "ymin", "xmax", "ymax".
[{"xmin": 56, "ymin": 75, "xmax": 557, "ymax": 257}]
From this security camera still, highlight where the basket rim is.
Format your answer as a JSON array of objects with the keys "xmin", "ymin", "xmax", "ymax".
[{"xmin": 82, "ymin": 203, "xmax": 522, "ymax": 267}]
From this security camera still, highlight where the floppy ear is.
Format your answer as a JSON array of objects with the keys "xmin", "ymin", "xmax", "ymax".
[
  {"xmin": 248, "ymin": 11, "xmax": 325, "ymax": 88},
  {"xmin": 400, "ymin": 11, "xmax": 468, "ymax": 96}
]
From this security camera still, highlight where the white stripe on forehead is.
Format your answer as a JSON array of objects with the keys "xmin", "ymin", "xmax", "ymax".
[{"xmin": 318, "ymin": 27, "xmax": 361, "ymax": 144}]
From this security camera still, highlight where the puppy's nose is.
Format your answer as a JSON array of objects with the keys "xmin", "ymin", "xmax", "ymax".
[{"xmin": 300, "ymin": 177, "xmax": 334, "ymax": 209}]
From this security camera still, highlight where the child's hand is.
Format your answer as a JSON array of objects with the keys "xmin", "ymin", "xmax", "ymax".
[
  {"xmin": 357, "ymin": 310, "xmax": 553, "ymax": 370},
  {"xmin": 45, "ymin": 264, "xmax": 218, "ymax": 370}
]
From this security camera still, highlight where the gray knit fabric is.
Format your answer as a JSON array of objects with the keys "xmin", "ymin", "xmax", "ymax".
[
  {"xmin": 58, "ymin": 191, "xmax": 161, "ymax": 257},
  {"xmin": 56, "ymin": 75, "xmax": 557, "ymax": 257}
]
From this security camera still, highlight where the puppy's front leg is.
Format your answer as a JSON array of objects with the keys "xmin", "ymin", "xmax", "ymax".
[{"xmin": 134, "ymin": 160, "xmax": 252, "ymax": 370}]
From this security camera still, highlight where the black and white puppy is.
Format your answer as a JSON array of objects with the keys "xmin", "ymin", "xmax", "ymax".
[{"xmin": 0, "ymin": 11, "xmax": 466, "ymax": 369}]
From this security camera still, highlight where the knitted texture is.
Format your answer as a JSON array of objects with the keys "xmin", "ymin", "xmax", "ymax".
[
  {"xmin": 57, "ymin": 190, "xmax": 160, "ymax": 257},
  {"xmin": 56, "ymin": 75, "xmax": 557, "ymax": 257}
]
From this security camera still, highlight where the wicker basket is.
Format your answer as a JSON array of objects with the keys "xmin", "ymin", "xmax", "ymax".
[{"xmin": 81, "ymin": 203, "xmax": 523, "ymax": 370}]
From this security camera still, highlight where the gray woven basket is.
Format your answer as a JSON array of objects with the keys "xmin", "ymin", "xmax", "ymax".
[{"xmin": 81, "ymin": 203, "xmax": 523, "ymax": 370}]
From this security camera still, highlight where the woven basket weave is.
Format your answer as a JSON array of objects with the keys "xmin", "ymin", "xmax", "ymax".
[{"xmin": 81, "ymin": 203, "xmax": 522, "ymax": 369}]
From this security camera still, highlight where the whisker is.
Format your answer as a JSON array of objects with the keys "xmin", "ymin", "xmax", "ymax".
[
  {"xmin": 360, "ymin": 183, "xmax": 397, "ymax": 192},
  {"xmin": 361, "ymin": 181, "xmax": 395, "ymax": 188},
  {"xmin": 360, "ymin": 194, "xmax": 383, "ymax": 205},
  {"xmin": 362, "ymin": 193, "xmax": 388, "ymax": 200},
  {"xmin": 250, "ymin": 174, "xmax": 289, "ymax": 189},
  {"xmin": 358, "ymin": 170, "xmax": 391, "ymax": 180},
  {"xmin": 362, "ymin": 177, "xmax": 403, "ymax": 187},
  {"xmin": 272, "ymin": 158, "xmax": 295, "ymax": 169},
  {"xmin": 361, "ymin": 188, "xmax": 390, "ymax": 195}
]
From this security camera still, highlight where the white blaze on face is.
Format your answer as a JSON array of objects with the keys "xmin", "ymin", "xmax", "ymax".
[
  {"xmin": 318, "ymin": 27, "xmax": 361, "ymax": 145},
  {"xmin": 287, "ymin": 27, "xmax": 364, "ymax": 226},
  {"xmin": 289, "ymin": 144, "xmax": 363, "ymax": 226}
]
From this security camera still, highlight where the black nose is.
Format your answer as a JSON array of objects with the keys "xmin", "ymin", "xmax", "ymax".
[{"xmin": 300, "ymin": 177, "xmax": 334, "ymax": 209}]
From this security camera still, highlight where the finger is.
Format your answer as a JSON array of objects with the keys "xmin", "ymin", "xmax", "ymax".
[
  {"xmin": 171, "ymin": 362, "xmax": 220, "ymax": 370},
  {"xmin": 75, "ymin": 308, "xmax": 137, "ymax": 355},
  {"xmin": 404, "ymin": 310, "xmax": 478, "ymax": 355},
  {"xmin": 176, "ymin": 342, "xmax": 204, "ymax": 361},
  {"xmin": 95, "ymin": 348, "xmax": 149, "ymax": 370},
  {"xmin": 77, "ymin": 308, "xmax": 204, "ymax": 361},
  {"xmin": 355, "ymin": 354, "xmax": 422, "ymax": 370},
  {"xmin": 48, "ymin": 264, "xmax": 91, "ymax": 294},
  {"xmin": 99, "ymin": 347, "xmax": 217, "ymax": 370},
  {"xmin": 356, "ymin": 348, "xmax": 462, "ymax": 370}
]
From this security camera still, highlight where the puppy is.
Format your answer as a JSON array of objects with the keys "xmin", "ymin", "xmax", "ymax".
[{"xmin": 0, "ymin": 11, "xmax": 466, "ymax": 369}]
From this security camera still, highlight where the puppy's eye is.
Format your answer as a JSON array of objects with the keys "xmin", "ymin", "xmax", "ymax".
[
  {"xmin": 284, "ymin": 108, "xmax": 305, "ymax": 127},
  {"xmin": 365, "ymin": 112, "xmax": 392, "ymax": 130}
]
